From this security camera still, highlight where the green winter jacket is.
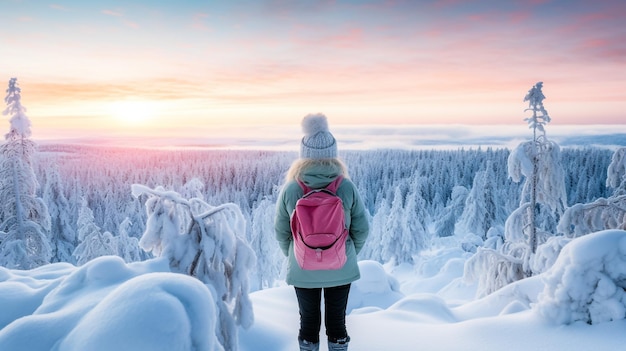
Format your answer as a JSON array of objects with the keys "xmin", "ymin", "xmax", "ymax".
[{"xmin": 274, "ymin": 163, "xmax": 369, "ymax": 288}]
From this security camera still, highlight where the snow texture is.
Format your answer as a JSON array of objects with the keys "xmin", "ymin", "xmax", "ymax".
[
  {"xmin": 536, "ymin": 229, "xmax": 626, "ymax": 325},
  {"xmin": 0, "ymin": 256, "xmax": 222, "ymax": 351},
  {"xmin": 507, "ymin": 140, "xmax": 567, "ymax": 213},
  {"xmin": 2, "ymin": 231, "xmax": 626, "ymax": 350}
]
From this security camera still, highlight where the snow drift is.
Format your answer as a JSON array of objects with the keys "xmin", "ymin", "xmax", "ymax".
[
  {"xmin": 0, "ymin": 256, "xmax": 222, "ymax": 351},
  {"xmin": 1, "ymin": 231, "xmax": 626, "ymax": 350}
]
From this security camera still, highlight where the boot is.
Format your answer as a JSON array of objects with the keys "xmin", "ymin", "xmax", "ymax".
[
  {"xmin": 299, "ymin": 337, "xmax": 320, "ymax": 351},
  {"xmin": 328, "ymin": 336, "xmax": 350, "ymax": 351}
]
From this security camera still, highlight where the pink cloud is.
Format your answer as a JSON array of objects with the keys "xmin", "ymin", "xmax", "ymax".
[
  {"xmin": 508, "ymin": 11, "xmax": 531, "ymax": 24},
  {"xmin": 573, "ymin": 36, "xmax": 626, "ymax": 62},
  {"xmin": 556, "ymin": 10, "xmax": 623, "ymax": 37},
  {"xmin": 465, "ymin": 9, "xmax": 532, "ymax": 25},
  {"xmin": 548, "ymin": 9, "xmax": 626, "ymax": 63},
  {"xmin": 580, "ymin": 38, "xmax": 610, "ymax": 49}
]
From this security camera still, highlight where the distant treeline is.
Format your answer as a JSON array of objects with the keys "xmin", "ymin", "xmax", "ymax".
[{"xmin": 34, "ymin": 144, "xmax": 611, "ymax": 248}]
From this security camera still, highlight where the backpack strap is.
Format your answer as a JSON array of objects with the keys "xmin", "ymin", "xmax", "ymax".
[
  {"xmin": 297, "ymin": 175, "xmax": 343, "ymax": 195},
  {"xmin": 296, "ymin": 179, "xmax": 311, "ymax": 194},
  {"xmin": 325, "ymin": 175, "xmax": 343, "ymax": 193}
]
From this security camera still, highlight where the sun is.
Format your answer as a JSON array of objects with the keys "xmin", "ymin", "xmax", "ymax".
[{"xmin": 108, "ymin": 100, "xmax": 159, "ymax": 125}]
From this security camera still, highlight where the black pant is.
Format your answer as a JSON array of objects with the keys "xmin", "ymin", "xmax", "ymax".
[{"xmin": 294, "ymin": 284, "xmax": 351, "ymax": 344}]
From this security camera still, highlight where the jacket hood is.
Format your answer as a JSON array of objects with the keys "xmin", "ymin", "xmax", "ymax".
[{"xmin": 299, "ymin": 163, "xmax": 342, "ymax": 189}]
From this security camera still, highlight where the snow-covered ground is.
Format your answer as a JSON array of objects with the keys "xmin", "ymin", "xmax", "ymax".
[{"xmin": 1, "ymin": 230, "xmax": 625, "ymax": 351}]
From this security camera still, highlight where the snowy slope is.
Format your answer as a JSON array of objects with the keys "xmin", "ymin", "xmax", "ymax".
[{"xmin": 1, "ymin": 230, "xmax": 625, "ymax": 351}]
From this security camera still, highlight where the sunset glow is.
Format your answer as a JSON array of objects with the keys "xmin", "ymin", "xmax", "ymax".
[
  {"xmin": 108, "ymin": 100, "xmax": 159, "ymax": 126},
  {"xmin": 1, "ymin": 0, "xmax": 625, "ymax": 144}
]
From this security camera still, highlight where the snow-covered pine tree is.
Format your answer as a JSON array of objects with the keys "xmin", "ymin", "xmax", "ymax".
[
  {"xmin": 465, "ymin": 83, "xmax": 568, "ymax": 295},
  {"xmin": 132, "ymin": 184, "xmax": 255, "ymax": 351},
  {"xmin": 359, "ymin": 193, "xmax": 388, "ymax": 262},
  {"xmin": 381, "ymin": 183, "xmax": 424, "ymax": 265},
  {"xmin": 250, "ymin": 194, "xmax": 282, "ymax": 290},
  {"xmin": 0, "ymin": 78, "xmax": 52, "ymax": 269},
  {"xmin": 42, "ymin": 166, "xmax": 76, "ymax": 263},
  {"xmin": 506, "ymin": 82, "xmax": 566, "ymax": 260},
  {"xmin": 404, "ymin": 176, "xmax": 429, "ymax": 255},
  {"xmin": 456, "ymin": 161, "xmax": 498, "ymax": 240},
  {"xmin": 122, "ymin": 195, "xmax": 147, "ymax": 242},
  {"xmin": 99, "ymin": 183, "xmax": 125, "ymax": 235},
  {"xmin": 507, "ymin": 82, "xmax": 567, "ymax": 254},
  {"xmin": 606, "ymin": 147, "xmax": 626, "ymax": 195},
  {"xmin": 434, "ymin": 185, "xmax": 468, "ymax": 237},
  {"xmin": 72, "ymin": 197, "xmax": 117, "ymax": 265},
  {"xmin": 181, "ymin": 177, "xmax": 206, "ymax": 200},
  {"xmin": 116, "ymin": 217, "xmax": 142, "ymax": 263},
  {"xmin": 381, "ymin": 186, "xmax": 406, "ymax": 264}
]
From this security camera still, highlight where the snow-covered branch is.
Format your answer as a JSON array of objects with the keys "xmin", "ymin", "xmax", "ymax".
[
  {"xmin": 132, "ymin": 183, "xmax": 256, "ymax": 351},
  {"xmin": 557, "ymin": 196, "xmax": 626, "ymax": 237}
]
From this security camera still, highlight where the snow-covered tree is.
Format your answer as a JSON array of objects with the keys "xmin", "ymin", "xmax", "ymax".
[
  {"xmin": 404, "ymin": 177, "xmax": 429, "ymax": 253},
  {"xmin": 181, "ymin": 177, "xmax": 206, "ymax": 200},
  {"xmin": 557, "ymin": 147, "xmax": 626, "ymax": 237},
  {"xmin": 506, "ymin": 82, "xmax": 566, "ymax": 259},
  {"xmin": 21, "ymin": 143, "xmax": 615, "ymax": 273},
  {"xmin": 457, "ymin": 162, "xmax": 498, "ymax": 240},
  {"xmin": 0, "ymin": 78, "xmax": 52, "ymax": 269},
  {"xmin": 434, "ymin": 186, "xmax": 468, "ymax": 237},
  {"xmin": 42, "ymin": 166, "xmax": 76, "ymax": 263},
  {"xmin": 464, "ymin": 245, "xmax": 525, "ymax": 298},
  {"xmin": 250, "ymin": 195, "xmax": 282, "ymax": 290},
  {"xmin": 381, "ymin": 187, "xmax": 405, "ymax": 263},
  {"xmin": 116, "ymin": 217, "xmax": 142, "ymax": 263},
  {"xmin": 122, "ymin": 195, "xmax": 147, "ymax": 242},
  {"xmin": 132, "ymin": 184, "xmax": 255, "ymax": 351},
  {"xmin": 606, "ymin": 147, "xmax": 626, "ymax": 195},
  {"xmin": 381, "ymin": 184, "xmax": 425, "ymax": 265},
  {"xmin": 72, "ymin": 198, "xmax": 117, "ymax": 265},
  {"xmin": 507, "ymin": 82, "xmax": 567, "ymax": 255},
  {"xmin": 465, "ymin": 83, "xmax": 569, "ymax": 295},
  {"xmin": 360, "ymin": 195, "xmax": 388, "ymax": 262},
  {"xmin": 557, "ymin": 197, "xmax": 626, "ymax": 237}
]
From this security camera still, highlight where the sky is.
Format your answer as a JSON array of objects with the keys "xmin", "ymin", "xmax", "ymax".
[{"xmin": 1, "ymin": 0, "xmax": 625, "ymax": 144}]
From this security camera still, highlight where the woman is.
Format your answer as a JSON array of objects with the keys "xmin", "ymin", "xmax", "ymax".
[{"xmin": 275, "ymin": 113, "xmax": 369, "ymax": 351}]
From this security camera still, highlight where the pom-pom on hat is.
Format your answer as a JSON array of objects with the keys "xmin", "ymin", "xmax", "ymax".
[{"xmin": 300, "ymin": 113, "xmax": 337, "ymax": 159}]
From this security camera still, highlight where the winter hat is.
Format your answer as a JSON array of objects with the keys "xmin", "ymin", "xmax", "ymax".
[{"xmin": 300, "ymin": 113, "xmax": 337, "ymax": 159}]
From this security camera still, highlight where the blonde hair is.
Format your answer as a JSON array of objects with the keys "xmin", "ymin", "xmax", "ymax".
[{"xmin": 285, "ymin": 158, "xmax": 349, "ymax": 182}]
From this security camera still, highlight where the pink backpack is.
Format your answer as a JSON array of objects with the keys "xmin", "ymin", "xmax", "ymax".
[{"xmin": 290, "ymin": 176, "xmax": 348, "ymax": 270}]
